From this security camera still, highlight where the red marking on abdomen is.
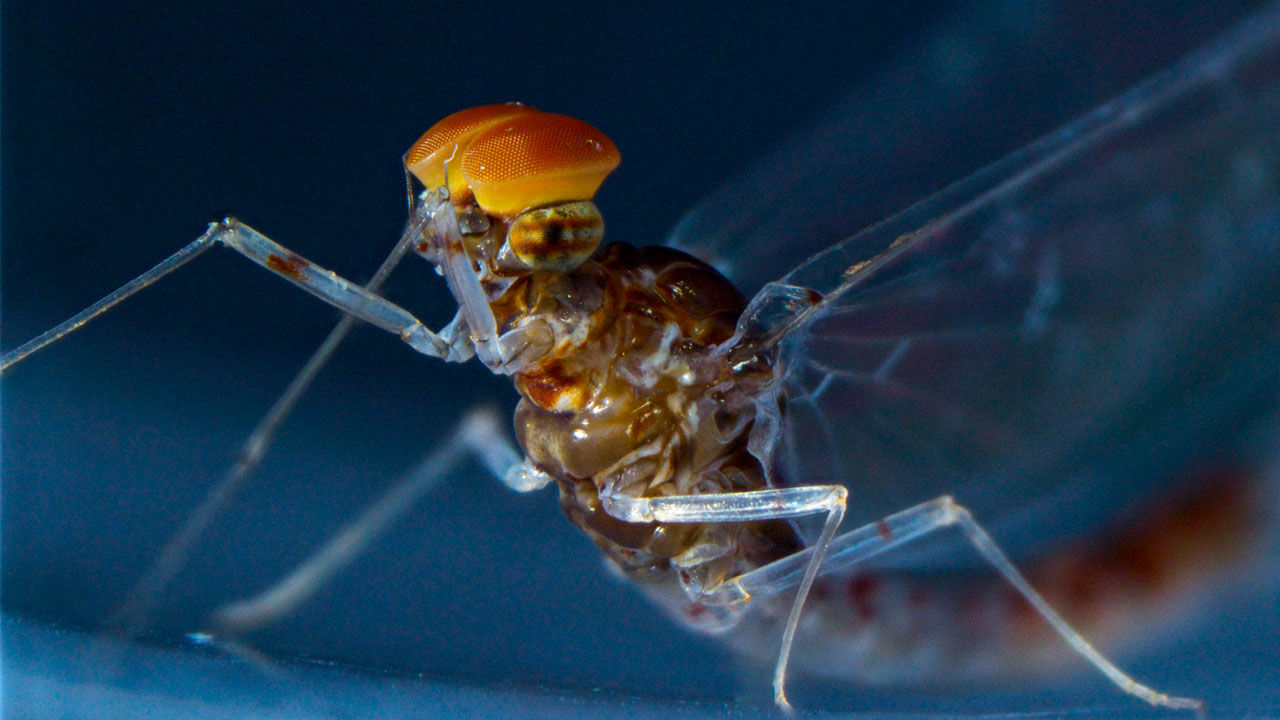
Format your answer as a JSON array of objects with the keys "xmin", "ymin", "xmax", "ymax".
[
  {"xmin": 846, "ymin": 574, "xmax": 879, "ymax": 621},
  {"xmin": 1014, "ymin": 464, "xmax": 1262, "ymax": 641},
  {"xmin": 686, "ymin": 602, "xmax": 708, "ymax": 621}
]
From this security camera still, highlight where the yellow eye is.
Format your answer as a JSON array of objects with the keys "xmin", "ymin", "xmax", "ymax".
[
  {"xmin": 405, "ymin": 105, "xmax": 620, "ymax": 217},
  {"xmin": 507, "ymin": 201, "xmax": 604, "ymax": 272}
]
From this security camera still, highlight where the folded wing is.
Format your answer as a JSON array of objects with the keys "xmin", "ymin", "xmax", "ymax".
[{"xmin": 724, "ymin": 9, "xmax": 1280, "ymax": 564}]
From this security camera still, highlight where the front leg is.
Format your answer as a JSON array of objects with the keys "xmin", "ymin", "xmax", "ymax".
[
  {"xmin": 601, "ymin": 484, "xmax": 847, "ymax": 712},
  {"xmin": 214, "ymin": 219, "xmax": 456, "ymax": 359},
  {"xmin": 1, "ymin": 218, "xmax": 464, "ymax": 371}
]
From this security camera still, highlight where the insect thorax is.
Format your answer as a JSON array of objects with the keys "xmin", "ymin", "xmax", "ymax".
[{"xmin": 494, "ymin": 242, "xmax": 802, "ymax": 598}]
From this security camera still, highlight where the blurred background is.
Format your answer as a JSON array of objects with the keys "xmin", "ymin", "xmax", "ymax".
[{"xmin": 3, "ymin": 1, "xmax": 1277, "ymax": 717}]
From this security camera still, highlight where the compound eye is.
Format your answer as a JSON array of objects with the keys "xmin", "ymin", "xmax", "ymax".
[
  {"xmin": 507, "ymin": 201, "xmax": 604, "ymax": 272},
  {"xmin": 461, "ymin": 113, "xmax": 620, "ymax": 217},
  {"xmin": 405, "ymin": 104, "xmax": 538, "ymax": 197}
]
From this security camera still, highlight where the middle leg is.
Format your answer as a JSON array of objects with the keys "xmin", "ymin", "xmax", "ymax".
[{"xmin": 600, "ymin": 484, "xmax": 848, "ymax": 711}]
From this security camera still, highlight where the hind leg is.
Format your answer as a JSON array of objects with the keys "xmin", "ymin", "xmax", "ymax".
[
  {"xmin": 210, "ymin": 407, "xmax": 526, "ymax": 634},
  {"xmin": 703, "ymin": 495, "xmax": 1201, "ymax": 711}
]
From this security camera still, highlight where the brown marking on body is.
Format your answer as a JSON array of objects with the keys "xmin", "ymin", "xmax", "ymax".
[
  {"xmin": 488, "ymin": 276, "xmax": 534, "ymax": 334},
  {"xmin": 266, "ymin": 252, "xmax": 308, "ymax": 281},
  {"xmin": 450, "ymin": 188, "xmax": 476, "ymax": 208},
  {"xmin": 515, "ymin": 361, "xmax": 584, "ymax": 412}
]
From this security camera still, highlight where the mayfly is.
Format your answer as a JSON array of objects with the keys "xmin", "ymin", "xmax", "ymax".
[{"xmin": 5, "ymin": 7, "xmax": 1279, "ymax": 716}]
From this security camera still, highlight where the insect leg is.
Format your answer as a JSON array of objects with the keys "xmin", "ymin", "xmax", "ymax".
[
  {"xmin": 1, "ymin": 218, "xmax": 454, "ymax": 372},
  {"xmin": 105, "ymin": 230, "xmax": 420, "ymax": 637},
  {"xmin": 600, "ymin": 484, "xmax": 848, "ymax": 712},
  {"xmin": 716, "ymin": 495, "xmax": 1202, "ymax": 712},
  {"xmin": 209, "ymin": 406, "xmax": 521, "ymax": 635}
]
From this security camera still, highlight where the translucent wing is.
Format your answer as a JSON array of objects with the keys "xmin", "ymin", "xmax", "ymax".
[
  {"xmin": 669, "ymin": 4, "xmax": 1273, "ymax": 299},
  {"xmin": 733, "ymin": 10, "xmax": 1280, "ymax": 563}
]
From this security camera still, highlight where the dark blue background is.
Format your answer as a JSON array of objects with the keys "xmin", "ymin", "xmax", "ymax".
[{"xmin": 4, "ymin": 1, "xmax": 1276, "ymax": 717}]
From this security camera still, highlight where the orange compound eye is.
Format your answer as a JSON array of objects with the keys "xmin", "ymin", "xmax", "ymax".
[
  {"xmin": 460, "ymin": 113, "xmax": 620, "ymax": 217},
  {"xmin": 406, "ymin": 106, "xmax": 620, "ymax": 218},
  {"xmin": 405, "ymin": 104, "xmax": 539, "ymax": 200}
]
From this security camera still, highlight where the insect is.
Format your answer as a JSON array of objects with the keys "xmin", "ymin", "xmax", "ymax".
[{"xmin": 5, "ymin": 4, "xmax": 1274, "ymax": 712}]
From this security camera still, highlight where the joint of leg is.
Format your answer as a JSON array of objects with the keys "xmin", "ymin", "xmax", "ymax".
[
  {"xmin": 458, "ymin": 406, "xmax": 503, "ymax": 441},
  {"xmin": 697, "ymin": 578, "xmax": 752, "ymax": 606},
  {"xmin": 600, "ymin": 492, "xmax": 654, "ymax": 523},
  {"xmin": 503, "ymin": 461, "xmax": 552, "ymax": 493},
  {"xmin": 937, "ymin": 494, "xmax": 962, "ymax": 524},
  {"xmin": 829, "ymin": 485, "xmax": 848, "ymax": 509}
]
